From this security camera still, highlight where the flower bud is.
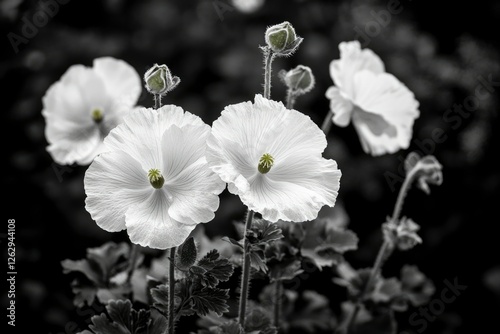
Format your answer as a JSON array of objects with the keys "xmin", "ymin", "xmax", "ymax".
[
  {"xmin": 282, "ymin": 65, "xmax": 315, "ymax": 94},
  {"xmin": 264, "ymin": 21, "xmax": 303, "ymax": 56},
  {"xmin": 144, "ymin": 64, "xmax": 180, "ymax": 95},
  {"xmin": 404, "ymin": 152, "xmax": 443, "ymax": 195},
  {"xmin": 382, "ymin": 217, "xmax": 422, "ymax": 251}
]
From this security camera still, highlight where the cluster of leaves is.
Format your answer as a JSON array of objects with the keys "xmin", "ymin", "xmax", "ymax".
[
  {"xmin": 151, "ymin": 237, "xmax": 234, "ymax": 320},
  {"xmin": 61, "ymin": 242, "xmax": 137, "ymax": 307},
  {"xmin": 196, "ymin": 306, "xmax": 277, "ymax": 334},
  {"xmin": 335, "ymin": 263, "xmax": 435, "ymax": 332},
  {"xmin": 80, "ymin": 299, "xmax": 167, "ymax": 334}
]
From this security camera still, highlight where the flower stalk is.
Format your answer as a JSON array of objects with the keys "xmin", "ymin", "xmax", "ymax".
[
  {"xmin": 167, "ymin": 247, "xmax": 176, "ymax": 334},
  {"xmin": 344, "ymin": 167, "xmax": 420, "ymax": 333},
  {"xmin": 263, "ymin": 48, "xmax": 275, "ymax": 99},
  {"xmin": 238, "ymin": 210, "xmax": 255, "ymax": 327}
]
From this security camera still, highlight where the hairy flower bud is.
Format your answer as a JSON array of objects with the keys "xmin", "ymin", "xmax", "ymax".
[
  {"xmin": 264, "ymin": 21, "xmax": 303, "ymax": 56},
  {"xmin": 282, "ymin": 65, "xmax": 315, "ymax": 95},
  {"xmin": 144, "ymin": 64, "xmax": 180, "ymax": 95}
]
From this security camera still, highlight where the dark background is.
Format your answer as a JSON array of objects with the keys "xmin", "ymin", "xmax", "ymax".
[{"xmin": 1, "ymin": 0, "xmax": 500, "ymax": 333}]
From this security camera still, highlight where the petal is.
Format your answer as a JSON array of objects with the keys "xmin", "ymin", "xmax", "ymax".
[
  {"xmin": 85, "ymin": 150, "xmax": 152, "ymax": 232},
  {"xmin": 125, "ymin": 190, "xmax": 196, "ymax": 249},
  {"xmin": 325, "ymin": 86, "xmax": 354, "ymax": 127},
  {"xmin": 350, "ymin": 71, "xmax": 420, "ymax": 155},
  {"xmin": 241, "ymin": 157, "xmax": 341, "ymax": 222},
  {"xmin": 207, "ymin": 95, "xmax": 327, "ymax": 195},
  {"xmin": 160, "ymin": 124, "xmax": 225, "ymax": 224},
  {"xmin": 93, "ymin": 57, "xmax": 142, "ymax": 106},
  {"xmin": 329, "ymin": 41, "xmax": 385, "ymax": 98},
  {"xmin": 103, "ymin": 106, "xmax": 204, "ymax": 171},
  {"xmin": 43, "ymin": 65, "xmax": 111, "ymax": 124},
  {"xmin": 46, "ymin": 121, "xmax": 102, "ymax": 165}
]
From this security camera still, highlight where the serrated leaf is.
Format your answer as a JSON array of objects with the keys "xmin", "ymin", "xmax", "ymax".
[
  {"xmin": 148, "ymin": 309, "xmax": 168, "ymax": 334},
  {"xmin": 130, "ymin": 309, "xmax": 149, "ymax": 334},
  {"xmin": 96, "ymin": 285, "xmax": 131, "ymax": 305},
  {"xmin": 106, "ymin": 300, "xmax": 132, "ymax": 329},
  {"xmin": 89, "ymin": 314, "xmax": 129, "ymax": 334},
  {"xmin": 249, "ymin": 219, "xmax": 283, "ymax": 244},
  {"xmin": 177, "ymin": 237, "xmax": 198, "ymax": 271},
  {"xmin": 191, "ymin": 287, "xmax": 230, "ymax": 316},
  {"xmin": 196, "ymin": 250, "xmax": 234, "ymax": 287},
  {"xmin": 249, "ymin": 250, "xmax": 268, "ymax": 273}
]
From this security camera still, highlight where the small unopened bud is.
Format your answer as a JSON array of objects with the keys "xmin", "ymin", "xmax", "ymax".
[
  {"xmin": 144, "ymin": 64, "xmax": 180, "ymax": 95},
  {"xmin": 404, "ymin": 153, "xmax": 443, "ymax": 195},
  {"xmin": 264, "ymin": 21, "xmax": 303, "ymax": 56},
  {"xmin": 282, "ymin": 65, "xmax": 315, "ymax": 95}
]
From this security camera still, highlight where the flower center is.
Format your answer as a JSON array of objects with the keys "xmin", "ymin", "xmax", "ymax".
[
  {"xmin": 148, "ymin": 168, "xmax": 165, "ymax": 189},
  {"xmin": 258, "ymin": 153, "xmax": 274, "ymax": 174},
  {"xmin": 91, "ymin": 108, "xmax": 104, "ymax": 123}
]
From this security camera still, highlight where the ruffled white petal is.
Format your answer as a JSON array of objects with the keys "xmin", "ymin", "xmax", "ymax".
[
  {"xmin": 350, "ymin": 71, "xmax": 420, "ymax": 155},
  {"xmin": 103, "ymin": 106, "xmax": 205, "ymax": 170},
  {"xmin": 160, "ymin": 124, "xmax": 225, "ymax": 225},
  {"xmin": 329, "ymin": 41, "xmax": 385, "ymax": 99},
  {"xmin": 325, "ymin": 86, "xmax": 354, "ymax": 127},
  {"xmin": 207, "ymin": 94, "xmax": 340, "ymax": 222},
  {"xmin": 84, "ymin": 150, "xmax": 152, "ymax": 232},
  {"xmin": 125, "ymin": 189, "xmax": 197, "ymax": 249},
  {"xmin": 93, "ymin": 57, "xmax": 142, "ymax": 106},
  {"xmin": 242, "ymin": 157, "xmax": 341, "ymax": 222}
]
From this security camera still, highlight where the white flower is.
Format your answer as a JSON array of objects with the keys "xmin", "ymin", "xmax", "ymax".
[
  {"xmin": 206, "ymin": 94, "xmax": 341, "ymax": 223},
  {"xmin": 42, "ymin": 57, "xmax": 141, "ymax": 165},
  {"xmin": 84, "ymin": 106, "xmax": 225, "ymax": 249},
  {"xmin": 326, "ymin": 41, "xmax": 420, "ymax": 156}
]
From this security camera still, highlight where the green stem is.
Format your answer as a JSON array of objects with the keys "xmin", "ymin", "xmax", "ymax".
[
  {"xmin": 263, "ymin": 49, "xmax": 275, "ymax": 99},
  {"xmin": 321, "ymin": 109, "xmax": 333, "ymax": 135},
  {"xmin": 126, "ymin": 244, "xmax": 139, "ymax": 284},
  {"xmin": 168, "ymin": 247, "xmax": 176, "ymax": 334},
  {"xmin": 238, "ymin": 210, "xmax": 255, "ymax": 327},
  {"xmin": 344, "ymin": 168, "xmax": 418, "ymax": 333},
  {"xmin": 273, "ymin": 280, "xmax": 283, "ymax": 328}
]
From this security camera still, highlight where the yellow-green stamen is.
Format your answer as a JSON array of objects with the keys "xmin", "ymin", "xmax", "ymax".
[
  {"xmin": 148, "ymin": 168, "xmax": 165, "ymax": 189},
  {"xmin": 91, "ymin": 108, "xmax": 104, "ymax": 123},
  {"xmin": 258, "ymin": 153, "xmax": 274, "ymax": 174}
]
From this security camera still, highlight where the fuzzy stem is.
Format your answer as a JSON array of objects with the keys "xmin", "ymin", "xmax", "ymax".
[
  {"xmin": 321, "ymin": 109, "xmax": 333, "ymax": 135},
  {"xmin": 263, "ymin": 49, "xmax": 275, "ymax": 99},
  {"xmin": 168, "ymin": 247, "xmax": 176, "ymax": 334},
  {"xmin": 344, "ymin": 168, "xmax": 419, "ymax": 333},
  {"xmin": 154, "ymin": 94, "xmax": 162, "ymax": 109},
  {"xmin": 285, "ymin": 90, "xmax": 297, "ymax": 110},
  {"xmin": 238, "ymin": 210, "xmax": 255, "ymax": 327},
  {"xmin": 126, "ymin": 244, "xmax": 139, "ymax": 284},
  {"xmin": 273, "ymin": 280, "xmax": 283, "ymax": 327}
]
